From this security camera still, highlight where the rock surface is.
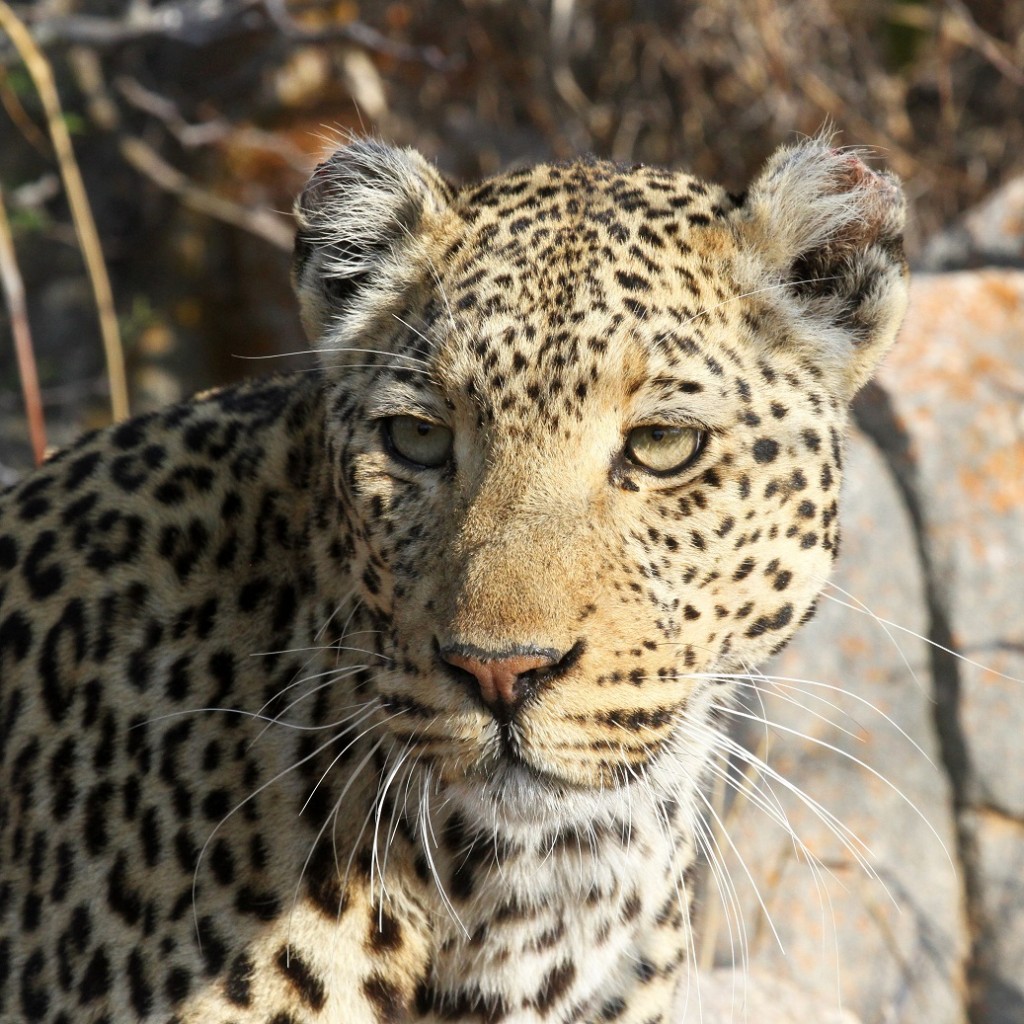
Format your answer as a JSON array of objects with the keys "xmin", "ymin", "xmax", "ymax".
[
  {"xmin": 679, "ymin": 969, "xmax": 861, "ymax": 1024},
  {"xmin": 704, "ymin": 271, "xmax": 1024, "ymax": 1024},
  {"xmin": 918, "ymin": 178, "xmax": 1024, "ymax": 271}
]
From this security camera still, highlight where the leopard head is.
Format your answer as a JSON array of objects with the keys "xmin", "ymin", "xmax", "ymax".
[{"xmin": 292, "ymin": 137, "xmax": 907, "ymax": 800}]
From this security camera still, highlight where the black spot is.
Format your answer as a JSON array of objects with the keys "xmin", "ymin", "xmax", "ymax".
[
  {"xmin": 210, "ymin": 839, "xmax": 235, "ymax": 884},
  {"xmin": 20, "ymin": 892, "xmax": 42, "ymax": 932},
  {"xmin": 732, "ymin": 557, "xmax": 756, "ymax": 581},
  {"xmin": 531, "ymin": 961, "xmax": 576, "ymax": 1012},
  {"xmin": 0, "ymin": 533, "xmax": 18, "ymax": 569},
  {"xmin": 304, "ymin": 840, "xmax": 349, "ymax": 918},
  {"xmin": 745, "ymin": 603, "xmax": 794, "ymax": 639},
  {"xmin": 17, "ymin": 495, "xmax": 50, "ymax": 521},
  {"xmin": 635, "ymin": 957, "xmax": 657, "ymax": 982},
  {"xmin": 111, "ymin": 418, "xmax": 149, "ymax": 450},
  {"xmin": 165, "ymin": 966, "xmax": 191, "ymax": 1004},
  {"xmin": 235, "ymin": 885, "xmax": 281, "ymax": 921},
  {"xmin": 79, "ymin": 947, "xmax": 111, "ymax": 1003},
  {"xmin": 615, "ymin": 270, "xmax": 648, "ymax": 291},
  {"xmin": 158, "ymin": 519, "xmax": 210, "ymax": 580},
  {"xmin": 752, "ymin": 438, "xmax": 780, "ymax": 463},
  {"xmin": 84, "ymin": 782, "xmax": 114, "ymax": 853},
  {"xmin": 198, "ymin": 917, "xmax": 227, "ymax": 975},
  {"xmin": 86, "ymin": 511, "xmax": 146, "ymax": 571},
  {"xmin": 21, "ymin": 530, "xmax": 64, "ymax": 599},
  {"xmin": 370, "ymin": 910, "xmax": 403, "ymax": 951},
  {"xmin": 224, "ymin": 953, "xmax": 253, "ymax": 1006},
  {"xmin": 202, "ymin": 788, "xmax": 231, "ymax": 822},
  {"xmin": 598, "ymin": 996, "xmax": 627, "ymax": 1021},
  {"xmin": 51, "ymin": 844, "xmax": 76, "ymax": 901},
  {"xmin": 107, "ymin": 854, "xmax": 142, "ymax": 925},
  {"xmin": 802, "ymin": 429, "xmax": 821, "ymax": 452},
  {"xmin": 238, "ymin": 577, "xmax": 269, "ymax": 612},
  {"xmin": 364, "ymin": 973, "xmax": 406, "ymax": 1022},
  {"xmin": 0, "ymin": 611, "xmax": 32, "ymax": 665},
  {"xmin": 208, "ymin": 650, "xmax": 236, "ymax": 703},
  {"xmin": 64, "ymin": 451, "xmax": 103, "ymax": 490},
  {"xmin": 275, "ymin": 947, "xmax": 326, "ymax": 1010},
  {"xmin": 127, "ymin": 949, "xmax": 153, "ymax": 1016}
]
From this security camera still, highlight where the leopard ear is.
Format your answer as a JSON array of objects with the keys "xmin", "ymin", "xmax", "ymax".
[
  {"xmin": 292, "ymin": 140, "xmax": 456, "ymax": 344},
  {"xmin": 730, "ymin": 136, "xmax": 908, "ymax": 398}
]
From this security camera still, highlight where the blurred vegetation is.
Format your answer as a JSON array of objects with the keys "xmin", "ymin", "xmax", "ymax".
[{"xmin": 0, "ymin": 0, "xmax": 1022, "ymax": 466}]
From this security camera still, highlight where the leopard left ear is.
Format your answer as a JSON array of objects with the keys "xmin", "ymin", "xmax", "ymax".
[
  {"xmin": 730, "ymin": 136, "xmax": 909, "ymax": 399},
  {"xmin": 291, "ymin": 139, "xmax": 456, "ymax": 347}
]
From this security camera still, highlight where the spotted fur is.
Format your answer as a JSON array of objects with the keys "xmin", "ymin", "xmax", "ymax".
[{"xmin": 0, "ymin": 136, "xmax": 907, "ymax": 1023}]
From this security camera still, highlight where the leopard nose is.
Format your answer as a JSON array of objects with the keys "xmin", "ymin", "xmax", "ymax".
[{"xmin": 440, "ymin": 648, "xmax": 559, "ymax": 708}]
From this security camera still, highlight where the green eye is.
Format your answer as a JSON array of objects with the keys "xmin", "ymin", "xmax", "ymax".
[
  {"xmin": 626, "ymin": 425, "xmax": 705, "ymax": 475},
  {"xmin": 385, "ymin": 416, "xmax": 453, "ymax": 468}
]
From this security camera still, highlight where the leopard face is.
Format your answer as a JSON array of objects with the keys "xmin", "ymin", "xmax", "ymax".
[{"xmin": 294, "ymin": 142, "xmax": 907, "ymax": 804}]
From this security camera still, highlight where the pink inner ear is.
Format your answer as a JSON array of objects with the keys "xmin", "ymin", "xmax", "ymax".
[{"xmin": 830, "ymin": 151, "xmax": 902, "ymax": 204}]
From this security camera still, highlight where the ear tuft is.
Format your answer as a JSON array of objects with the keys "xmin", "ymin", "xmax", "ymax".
[
  {"xmin": 292, "ymin": 140, "xmax": 454, "ymax": 342},
  {"xmin": 733, "ymin": 135, "xmax": 909, "ymax": 397}
]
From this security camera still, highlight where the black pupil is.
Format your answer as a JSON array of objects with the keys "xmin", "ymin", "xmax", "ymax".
[{"xmin": 416, "ymin": 422, "xmax": 432, "ymax": 436}]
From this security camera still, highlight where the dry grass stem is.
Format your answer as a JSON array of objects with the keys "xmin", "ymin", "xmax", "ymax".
[
  {"xmin": 0, "ymin": 183, "xmax": 46, "ymax": 464},
  {"xmin": 0, "ymin": 0, "xmax": 129, "ymax": 422}
]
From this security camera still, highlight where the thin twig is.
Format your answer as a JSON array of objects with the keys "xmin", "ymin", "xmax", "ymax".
[
  {"xmin": 0, "ymin": 1, "xmax": 129, "ymax": 422},
  {"xmin": 114, "ymin": 74, "xmax": 310, "ymax": 172},
  {"xmin": 887, "ymin": 2, "xmax": 1024, "ymax": 87},
  {"xmin": 66, "ymin": 49, "xmax": 295, "ymax": 252},
  {"xmin": 119, "ymin": 135, "xmax": 294, "ymax": 251},
  {"xmin": 943, "ymin": 0, "xmax": 1024, "ymax": 88},
  {"xmin": 0, "ymin": 182, "xmax": 46, "ymax": 464},
  {"xmin": 263, "ymin": 0, "xmax": 455, "ymax": 69}
]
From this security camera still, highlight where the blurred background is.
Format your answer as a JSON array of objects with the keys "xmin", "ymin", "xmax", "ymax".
[{"xmin": 1, "ymin": 0, "xmax": 1022, "ymax": 468}]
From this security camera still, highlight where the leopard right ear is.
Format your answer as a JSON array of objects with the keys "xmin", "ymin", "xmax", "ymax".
[
  {"xmin": 292, "ymin": 140, "xmax": 456, "ymax": 345},
  {"xmin": 729, "ymin": 135, "xmax": 908, "ymax": 399}
]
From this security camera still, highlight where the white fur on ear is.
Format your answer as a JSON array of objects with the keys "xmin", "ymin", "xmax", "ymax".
[
  {"xmin": 731, "ymin": 135, "xmax": 909, "ymax": 397},
  {"xmin": 291, "ymin": 140, "xmax": 455, "ymax": 345}
]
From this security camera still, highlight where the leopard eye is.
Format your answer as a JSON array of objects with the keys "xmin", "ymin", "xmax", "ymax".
[
  {"xmin": 626, "ymin": 425, "xmax": 705, "ymax": 475},
  {"xmin": 385, "ymin": 416, "xmax": 453, "ymax": 468}
]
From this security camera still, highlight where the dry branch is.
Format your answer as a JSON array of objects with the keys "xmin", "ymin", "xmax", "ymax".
[
  {"xmin": 114, "ymin": 75, "xmax": 310, "ymax": 172},
  {"xmin": 8, "ymin": 0, "xmax": 456, "ymax": 70},
  {"xmin": 118, "ymin": 136, "xmax": 294, "ymax": 251}
]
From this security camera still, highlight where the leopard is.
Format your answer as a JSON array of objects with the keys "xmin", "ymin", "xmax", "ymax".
[{"xmin": 0, "ymin": 134, "xmax": 908, "ymax": 1024}]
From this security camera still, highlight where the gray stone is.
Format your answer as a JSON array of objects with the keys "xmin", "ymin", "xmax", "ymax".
[
  {"xmin": 918, "ymin": 177, "xmax": 1024, "ymax": 271},
  {"xmin": 877, "ymin": 271, "xmax": 1024, "ymax": 821},
  {"xmin": 678, "ymin": 969, "xmax": 861, "ymax": 1024},
  {"xmin": 877, "ymin": 271, "xmax": 1024, "ymax": 1024},
  {"xmin": 971, "ymin": 810, "xmax": 1024, "ymax": 1023}
]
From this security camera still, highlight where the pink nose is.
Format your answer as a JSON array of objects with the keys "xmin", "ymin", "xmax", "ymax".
[{"xmin": 440, "ymin": 650, "xmax": 558, "ymax": 707}]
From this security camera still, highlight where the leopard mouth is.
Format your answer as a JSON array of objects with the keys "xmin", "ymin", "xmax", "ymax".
[{"xmin": 376, "ymin": 656, "xmax": 669, "ymax": 792}]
